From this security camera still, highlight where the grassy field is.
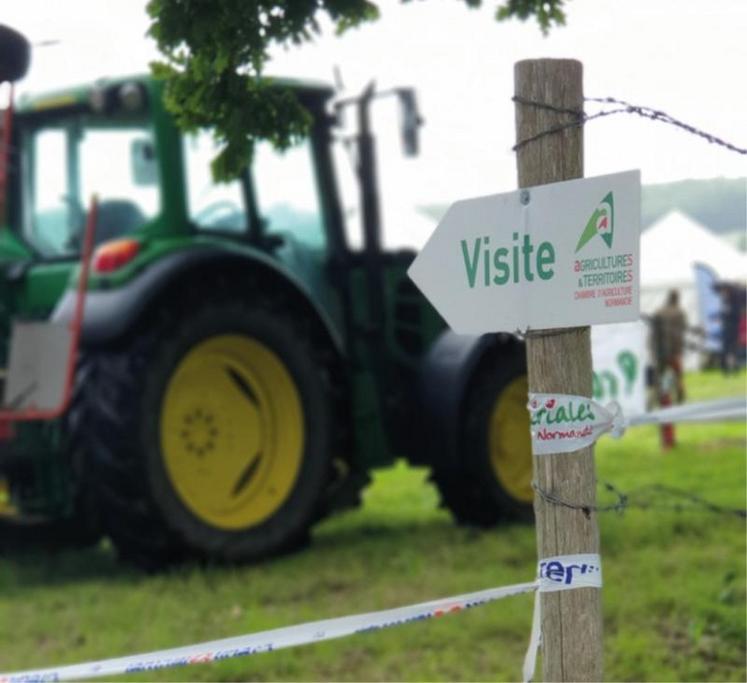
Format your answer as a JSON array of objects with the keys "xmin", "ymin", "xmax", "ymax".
[{"xmin": 0, "ymin": 370, "xmax": 744, "ymax": 682}]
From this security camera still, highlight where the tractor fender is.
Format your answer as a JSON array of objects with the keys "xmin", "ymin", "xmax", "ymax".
[
  {"xmin": 417, "ymin": 330, "xmax": 523, "ymax": 468},
  {"xmin": 52, "ymin": 246, "xmax": 345, "ymax": 352}
]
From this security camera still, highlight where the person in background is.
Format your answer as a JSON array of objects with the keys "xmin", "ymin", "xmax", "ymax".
[
  {"xmin": 652, "ymin": 289, "xmax": 687, "ymax": 404},
  {"xmin": 718, "ymin": 283, "xmax": 746, "ymax": 374},
  {"xmin": 738, "ymin": 286, "xmax": 747, "ymax": 368}
]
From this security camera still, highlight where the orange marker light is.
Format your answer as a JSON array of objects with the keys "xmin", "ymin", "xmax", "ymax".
[{"xmin": 93, "ymin": 238, "xmax": 140, "ymax": 273}]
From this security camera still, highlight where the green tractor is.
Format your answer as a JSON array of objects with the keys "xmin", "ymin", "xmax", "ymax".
[{"xmin": 0, "ymin": 28, "xmax": 532, "ymax": 567}]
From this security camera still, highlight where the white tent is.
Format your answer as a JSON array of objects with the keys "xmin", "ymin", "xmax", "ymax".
[{"xmin": 641, "ymin": 210, "xmax": 747, "ymax": 367}]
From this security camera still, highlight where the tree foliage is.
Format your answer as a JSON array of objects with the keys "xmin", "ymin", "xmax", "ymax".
[{"xmin": 147, "ymin": 0, "xmax": 566, "ymax": 180}]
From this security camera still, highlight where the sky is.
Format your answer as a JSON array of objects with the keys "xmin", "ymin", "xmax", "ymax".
[{"xmin": 3, "ymin": 0, "xmax": 746, "ymax": 246}]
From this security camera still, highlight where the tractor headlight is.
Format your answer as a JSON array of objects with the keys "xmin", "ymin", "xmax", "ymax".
[
  {"xmin": 89, "ymin": 85, "xmax": 109, "ymax": 113},
  {"xmin": 119, "ymin": 83, "xmax": 146, "ymax": 112},
  {"xmin": 89, "ymin": 81, "xmax": 147, "ymax": 114}
]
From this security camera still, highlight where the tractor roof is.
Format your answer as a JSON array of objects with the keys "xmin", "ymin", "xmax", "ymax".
[{"xmin": 16, "ymin": 74, "xmax": 334, "ymax": 114}]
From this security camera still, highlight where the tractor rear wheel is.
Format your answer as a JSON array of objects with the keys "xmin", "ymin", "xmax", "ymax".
[
  {"xmin": 86, "ymin": 298, "xmax": 332, "ymax": 568},
  {"xmin": 432, "ymin": 346, "xmax": 534, "ymax": 525}
]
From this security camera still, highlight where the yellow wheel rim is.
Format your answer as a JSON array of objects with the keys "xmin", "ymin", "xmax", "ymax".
[
  {"xmin": 160, "ymin": 335, "xmax": 304, "ymax": 530},
  {"xmin": 488, "ymin": 375, "xmax": 533, "ymax": 503}
]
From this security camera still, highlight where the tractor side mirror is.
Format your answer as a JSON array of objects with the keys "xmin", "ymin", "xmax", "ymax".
[
  {"xmin": 0, "ymin": 25, "xmax": 31, "ymax": 83},
  {"xmin": 131, "ymin": 138, "xmax": 158, "ymax": 186},
  {"xmin": 397, "ymin": 88, "xmax": 422, "ymax": 157}
]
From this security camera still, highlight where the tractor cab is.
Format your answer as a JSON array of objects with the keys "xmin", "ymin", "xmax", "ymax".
[
  {"xmin": 12, "ymin": 81, "xmax": 157, "ymax": 257},
  {"xmin": 10, "ymin": 77, "xmax": 340, "ymax": 275}
]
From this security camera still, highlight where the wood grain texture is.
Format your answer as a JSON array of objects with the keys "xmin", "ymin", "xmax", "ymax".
[{"xmin": 514, "ymin": 59, "xmax": 604, "ymax": 682}]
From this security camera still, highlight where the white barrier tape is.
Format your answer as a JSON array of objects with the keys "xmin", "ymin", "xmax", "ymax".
[
  {"xmin": 537, "ymin": 553, "xmax": 603, "ymax": 592},
  {"xmin": 523, "ymin": 553, "xmax": 603, "ymax": 682},
  {"xmin": 0, "ymin": 581, "xmax": 537, "ymax": 683},
  {"xmin": 528, "ymin": 393, "xmax": 746, "ymax": 455},
  {"xmin": 522, "ymin": 581, "xmax": 543, "ymax": 683},
  {"xmin": 627, "ymin": 397, "xmax": 746, "ymax": 427}
]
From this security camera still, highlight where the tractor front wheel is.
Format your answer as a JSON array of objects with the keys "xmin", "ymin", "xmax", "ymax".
[
  {"xmin": 432, "ymin": 346, "xmax": 534, "ymax": 525},
  {"xmin": 85, "ymin": 298, "xmax": 332, "ymax": 568}
]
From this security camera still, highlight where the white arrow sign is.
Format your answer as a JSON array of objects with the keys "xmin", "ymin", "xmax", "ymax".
[{"xmin": 408, "ymin": 170, "xmax": 641, "ymax": 334}]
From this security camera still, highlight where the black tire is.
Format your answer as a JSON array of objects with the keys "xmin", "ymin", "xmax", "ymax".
[
  {"xmin": 431, "ymin": 344, "xmax": 534, "ymax": 526},
  {"xmin": 50, "ymin": 371, "xmax": 104, "ymax": 548},
  {"xmin": 85, "ymin": 296, "xmax": 332, "ymax": 569}
]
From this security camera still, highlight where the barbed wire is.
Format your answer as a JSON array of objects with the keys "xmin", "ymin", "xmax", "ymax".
[
  {"xmin": 533, "ymin": 479, "xmax": 747, "ymax": 519},
  {"xmin": 533, "ymin": 480, "xmax": 628, "ymax": 518},
  {"xmin": 512, "ymin": 95, "xmax": 747, "ymax": 155},
  {"xmin": 628, "ymin": 483, "xmax": 747, "ymax": 518}
]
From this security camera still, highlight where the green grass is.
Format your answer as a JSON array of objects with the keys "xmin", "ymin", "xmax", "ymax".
[{"xmin": 0, "ymin": 370, "xmax": 744, "ymax": 682}]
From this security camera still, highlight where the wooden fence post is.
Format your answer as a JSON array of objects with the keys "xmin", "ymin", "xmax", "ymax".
[{"xmin": 514, "ymin": 59, "xmax": 604, "ymax": 682}]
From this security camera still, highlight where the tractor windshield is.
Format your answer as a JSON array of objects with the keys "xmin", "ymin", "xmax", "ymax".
[
  {"xmin": 20, "ymin": 114, "xmax": 159, "ymax": 257},
  {"xmin": 183, "ymin": 129, "xmax": 326, "ymax": 251}
]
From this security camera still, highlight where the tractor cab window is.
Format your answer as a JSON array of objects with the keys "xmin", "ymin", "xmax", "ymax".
[
  {"xmin": 183, "ymin": 131, "xmax": 247, "ymax": 233},
  {"xmin": 252, "ymin": 139, "xmax": 326, "ymax": 251},
  {"xmin": 182, "ymin": 132, "xmax": 325, "ymax": 250},
  {"xmin": 23, "ymin": 117, "xmax": 159, "ymax": 257}
]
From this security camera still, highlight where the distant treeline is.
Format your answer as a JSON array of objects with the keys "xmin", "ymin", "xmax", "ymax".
[
  {"xmin": 420, "ymin": 177, "xmax": 746, "ymax": 249},
  {"xmin": 642, "ymin": 177, "xmax": 745, "ymax": 234}
]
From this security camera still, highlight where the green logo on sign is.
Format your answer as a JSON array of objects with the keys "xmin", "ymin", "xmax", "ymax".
[{"xmin": 575, "ymin": 192, "xmax": 614, "ymax": 254}]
